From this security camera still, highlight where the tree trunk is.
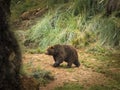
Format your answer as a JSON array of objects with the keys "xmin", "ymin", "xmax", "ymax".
[{"xmin": 0, "ymin": 0, "xmax": 22, "ymax": 90}]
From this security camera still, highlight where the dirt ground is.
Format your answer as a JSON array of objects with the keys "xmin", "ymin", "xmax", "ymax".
[{"xmin": 22, "ymin": 51, "xmax": 113, "ymax": 90}]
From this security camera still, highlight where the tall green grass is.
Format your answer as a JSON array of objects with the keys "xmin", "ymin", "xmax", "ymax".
[
  {"xmin": 26, "ymin": 7, "xmax": 96, "ymax": 51},
  {"xmin": 26, "ymin": 12, "xmax": 77, "ymax": 50},
  {"xmin": 73, "ymin": 0, "xmax": 105, "ymax": 16},
  {"xmin": 97, "ymin": 17, "xmax": 120, "ymax": 47},
  {"xmin": 26, "ymin": 7, "xmax": 120, "ymax": 51},
  {"xmin": 23, "ymin": 0, "xmax": 120, "ymax": 51}
]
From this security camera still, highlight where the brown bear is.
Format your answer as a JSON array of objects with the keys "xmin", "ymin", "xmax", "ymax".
[{"xmin": 45, "ymin": 44, "xmax": 80, "ymax": 68}]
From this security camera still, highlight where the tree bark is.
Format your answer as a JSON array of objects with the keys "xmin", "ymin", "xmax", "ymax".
[{"xmin": 0, "ymin": 0, "xmax": 22, "ymax": 90}]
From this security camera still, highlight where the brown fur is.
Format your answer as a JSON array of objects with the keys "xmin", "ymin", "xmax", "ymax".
[{"xmin": 46, "ymin": 44, "xmax": 80, "ymax": 68}]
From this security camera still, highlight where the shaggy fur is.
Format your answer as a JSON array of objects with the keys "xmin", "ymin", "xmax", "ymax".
[{"xmin": 46, "ymin": 44, "xmax": 80, "ymax": 68}]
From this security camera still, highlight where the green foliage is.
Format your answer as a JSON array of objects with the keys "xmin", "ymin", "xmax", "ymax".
[
  {"xmin": 54, "ymin": 83, "xmax": 84, "ymax": 90},
  {"xmin": 26, "ymin": 7, "xmax": 97, "ymax": 50},
  {"xmin": 73, "ymin": 0, "xmax": 105, "ymax": 16},
  {"xmin": 47, "ymin": 0, "xmax": 73, "ymax": 7},
  {"xmin": 79, "ymin": 49, "xmax": 120, "ymax": 90},
  {"xmin": 26, "ymin": 10, "xmax": 77, "ymax": 50},
  {"xmin": 102, "ymin": 69, "xmax": 120, "ymax": 84},
  {"xmin": 11, "ymin": 1, "xmax": 120, "ymax": 89},
  {"xmin": 12, "ymin": 0, "xmax": 120, "ymax": 50},
  {"xmin": 96, "ymin": 17, "xmax": 120, "ymax": 47},
  {"xmin": 26, "ymin": 48, "xmax": 43, "ymax": 54},
  {"xmin": 80, "ymin": 15, "xmax": 120, "ymax": 48},
  {"xmin": 20, "ymin": 61, "xmax": 54, "ymax": 86},
  {"xmin": 88, "ymin": 85, "xmax": 119, "ymax": 90},
  {"xmin": 11, "ymin": 0, "xmax": 47, "ymax": 20},
  {"xmin": 86, "ymin": 45, "xmax": 112, "ymax": 55},
  {"xmin": 54, "ymin": 82, "xmax": 120, "ymax": 90},
  {"xmin": 30, "ymin": 69, "xmax": 54, "ymax": 86}
]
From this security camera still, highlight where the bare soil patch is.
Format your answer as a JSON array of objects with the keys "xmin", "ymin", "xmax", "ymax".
[{"xmin": 23, "ymin": 53, "xmax": 113, "ymax": 90}]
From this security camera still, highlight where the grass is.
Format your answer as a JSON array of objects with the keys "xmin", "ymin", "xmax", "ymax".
[
  {"xmin": 88, "ymin": 85, "xmax": 119, "ymax": 90},
  {"xmin": 12, "ymin": 1, "xmax": 120, "ymax": 52},
  {"xmin": 86, "ymin": 45, "xmax": 113, "ymax": 55},
  {"xmin": 25, "ymin": 10, "xmax": 97, "ymax": 51},
  {"xmin": 30, "ymin": 69, "xmax": 54, "ymax": 86},
  {"xmin": 11, "ymin": 0, "xmax": 120, "ymax": 50},
  {"xmin": 26, "ymin": 48, "xmax": 44, "ymax": 54},
  {"xmin": 102, "ymin": 69, "xmax": 120, "ymax": 83},
  {"xmin": 50, "ymin": 48, "xmax": 120, "ymax": 90},
  {"xmin": 20, "ymin": 59, "xmax": 54, "ymax": 86},
  {"xmin": 11, "ymin": 0, "xmax": 47, "ymax": 21},
  {"xmin": 54, "ymin": 82, "xmax": 120, "ymax": 90},
  {"xmin": 11, "ymin": 0, "xmax": 120, "ymax": 90},
  {"xmin": 66, "ymin": 68, "xmax": 75, "ymax": 72},
  {"xmin": 25, "ymin": 11, "xmax": 120, "ymax": 52},
  {"xmin": 79, "ymin": 47, "xmax": 120, "ymax": 90},
  {"xmin": 54, "ymin": 83, "xmax": 84, "ymax": 90}
]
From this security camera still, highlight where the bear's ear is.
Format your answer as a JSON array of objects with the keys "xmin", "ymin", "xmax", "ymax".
[{"xmin": 50, "ymin": 46, "xmax": 54, "ymax": 49}]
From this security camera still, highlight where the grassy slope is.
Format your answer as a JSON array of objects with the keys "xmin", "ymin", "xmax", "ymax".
[{"xmin": 11, "ymin": 1, "xmax": 120, "ymax": 90}]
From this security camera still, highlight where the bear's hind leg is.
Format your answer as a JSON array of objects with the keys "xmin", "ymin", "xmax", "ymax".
[{"xmin": 67, "ymin": 61, "xmax": 73, "ymax": 68}]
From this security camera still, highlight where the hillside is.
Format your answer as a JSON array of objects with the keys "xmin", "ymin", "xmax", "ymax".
[
  {"xmin": 10, "ymin": 0, "xmax": 120, "ymax": 90},
  {"xmin": 22, "ymin": 49, "xmax": 120, "ymax": 90}
]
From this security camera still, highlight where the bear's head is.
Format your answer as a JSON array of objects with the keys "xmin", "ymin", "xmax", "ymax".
[
  {"xmin": 45, "ymin": 44, "xmax": 61, "ymax": 55},
  {"xmin": 45, "ymin": 46, "xmax": 55, "ymax": 55}
]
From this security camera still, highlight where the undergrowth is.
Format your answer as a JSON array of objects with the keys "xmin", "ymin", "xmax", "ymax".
[
  {"xmin": 25, "ymin": 10, "xmax": 120, "ymax": 52},
  {"xmin": 25, "ymin": 10, "xmax": 96, "ymax": 51},
  {"xmin": 11, "ymin": 0, "xmax": 47, "ymax": 21},
  {"xmin": 11, "ymin": 1, "xmax": 120, "ymax": 89},
  {"xmin": 54, "ymin": 82, "xmax": 120, "ymax": 90},
  {"xmin": 12, "ymin": 0, "xmax": 120, "ymax": 51},
  {"xmin": 20, "ymin": 61, "xmax": 54, "ymax": 86}
]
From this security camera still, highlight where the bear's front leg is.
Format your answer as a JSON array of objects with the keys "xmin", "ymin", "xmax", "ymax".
[
  {"xmin": 53, "ymin": 56, "xmax": 63, "ymax": 67},
  {"xmin": 53, "ymin": 62, "xmax": 60, "ymax": 67}
]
